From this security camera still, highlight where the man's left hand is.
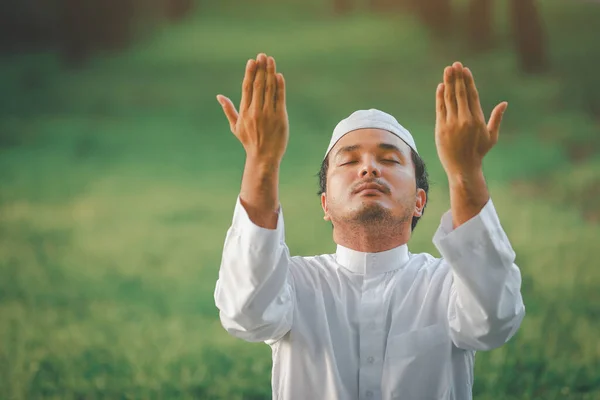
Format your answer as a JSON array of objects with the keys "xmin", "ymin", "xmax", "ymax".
[{"xmin": 435, "ymin": 62, "xmax": 507, "ymax": 179}]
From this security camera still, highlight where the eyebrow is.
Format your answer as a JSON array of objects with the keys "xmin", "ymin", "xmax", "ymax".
[
  {"xmin": 377, "ymin": 143, "xmax": 404, "ymax": 154},
  {"xmin": 334, "ymin": 143, "xmax": 405, "ymax": 158}
]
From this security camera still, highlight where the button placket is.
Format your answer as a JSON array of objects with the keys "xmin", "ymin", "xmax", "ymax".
[
  {"xmin": 359, "ymin": 277, "xmax": 372, "ymax": 396},
  {"xmin": 359, "ymin": 273, "xmax": 385, "ymax": 399}
]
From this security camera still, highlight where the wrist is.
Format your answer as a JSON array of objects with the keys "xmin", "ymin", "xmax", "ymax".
[
  {"xmin": 447, "ymin": 168, "xmax": 489, "ymax": 209},
  {"xmin": 240, "ymin": 155, "xmax": 281, "ymax": 225},
  {"xmin": 445, "ymin": 167, "xmax": 484, "ymax": 187},
  {"xmin": 245, "ymin": 154, "xmax": 281, "ymax": 173}
]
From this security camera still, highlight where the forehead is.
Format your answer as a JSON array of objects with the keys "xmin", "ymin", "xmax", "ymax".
[{"xmin": 330, "ymin": 128, "xmax": 410, "ymax": 155}]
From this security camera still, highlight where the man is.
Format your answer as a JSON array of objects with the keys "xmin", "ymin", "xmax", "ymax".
[{"xmin": 214, "ymin": 53, "xmax": 525, "ymax": 400}]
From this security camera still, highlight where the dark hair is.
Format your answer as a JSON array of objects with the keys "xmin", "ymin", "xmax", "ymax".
[{"xmin": 317, "ymin": 149, "xmax": 429, "ymax": 231}]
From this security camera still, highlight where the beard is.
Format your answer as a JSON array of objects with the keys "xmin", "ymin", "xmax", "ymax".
[
  {"xmin": 336, "ymin": 199, "xmax": 412, "ymax": 228},
  {"xmin": 354, "ymin": 201, "xmax": 393, "ymax": 224}
]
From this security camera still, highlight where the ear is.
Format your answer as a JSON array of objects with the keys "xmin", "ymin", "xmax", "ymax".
[
  {"xmin": 413, "ymin": 188, "xmax": 427, "ymax": 218},
  {"xmin": 321, "ymin": 192, "xmax": 331, "ymax": 221}
]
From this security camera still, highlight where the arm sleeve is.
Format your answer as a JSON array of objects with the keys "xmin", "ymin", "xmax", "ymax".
[
  {"xmin": 433, "ymin": 198, "xmax": 526, "ymax": 351},
  {"xmin": 213, "ymin": 196, "xmax": 294, "ymax": 343}
]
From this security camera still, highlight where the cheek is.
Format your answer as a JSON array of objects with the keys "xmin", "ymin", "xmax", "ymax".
[
  {"xmin": 325, "ymin": 179, "xmax": 353, "ymax": 211},
  {"xmin": 387, "ymin": 170, "xmax": 417, "ymax": 196},
  {"xmin": 389, "ymin": 167, "xmax": 415, "ymax": 185},
  {"xmin": 328, "ymin": 171, "xmax": 353, "ymax": 193}
]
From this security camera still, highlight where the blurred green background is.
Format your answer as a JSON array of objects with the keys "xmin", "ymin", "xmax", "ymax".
[{"xmin": 1, "ymin": 0, "xmax": 599, "ymax": 399}]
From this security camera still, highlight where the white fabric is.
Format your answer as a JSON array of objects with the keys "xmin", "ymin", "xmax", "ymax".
[
  {"xmin": 325, "ymin": 109, "xmax": 418, "ymax": 160},
  {"xmin": 214, "ymin": 198, "xmax": 525, "ymax": 400}
]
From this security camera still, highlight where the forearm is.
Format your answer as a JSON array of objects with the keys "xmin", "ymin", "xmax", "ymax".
[
  {"xmin": 215, "ymin": 194, "xmax": 293, "ymax": 342},
  {"xmin": 433, "ymin": 198, "xmax": 525, "ymax": 351},
  {"xmin": 214, "ymin": 53, "xmax": 293, "ymax": 342},
  {"xmin": 447, "ymin": 168, "xmax": 490, "ymax": 229},
  {"xmin": 449, "ymin": 261, "xmax": 524, "ymax": 351},
  {"xmin": 433, "ymin": 63, "xmax": 524, "ymax": 349},
  {"xmin": 239, "ymin": 155, "xmax": 281, "ymax": 229}
]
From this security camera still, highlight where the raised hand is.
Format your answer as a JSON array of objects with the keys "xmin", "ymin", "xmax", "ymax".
[
  {"xmin": 434, "ymin": 62, "xmax": 508, "ymax": 178},
  {"xmin": 217, "ymin": 53, "xmax": 289, "ymax": 165}
]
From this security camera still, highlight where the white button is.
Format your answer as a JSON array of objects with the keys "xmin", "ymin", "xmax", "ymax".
[
  {"xmin": 366, "ymin": 390, "xmax": 373, "ymax": 398},
  {"xmin": 367, "ymin": 356, "xmax": 374, "ymax": 363}
]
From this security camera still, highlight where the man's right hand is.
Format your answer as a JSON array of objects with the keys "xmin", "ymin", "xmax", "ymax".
[
  {"xmin": 217, "ymin": 53, "xmax": 289, "ymax": 165},
  {"xmin": 216, "ymin": 53, "xmax": 288, "ymax": 228}
]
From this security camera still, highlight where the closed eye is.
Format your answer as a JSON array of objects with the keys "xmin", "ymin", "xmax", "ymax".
[
  {"xmin": 383, "ymin": 159, "xmax": 400, "ymax": 164},
  {"xmin": 340, "ymin": 161, "xmax": 358, "ymax": 166}
]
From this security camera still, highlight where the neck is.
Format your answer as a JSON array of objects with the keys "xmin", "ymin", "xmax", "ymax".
[{"xmin": 332, "ymin": 220, "xmax": 411, "ymax": 253}]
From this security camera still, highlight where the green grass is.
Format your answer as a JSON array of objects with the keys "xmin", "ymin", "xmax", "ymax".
[{"xmin": 1, "ymin": 1, "xmax": 600, "ymax": 398}]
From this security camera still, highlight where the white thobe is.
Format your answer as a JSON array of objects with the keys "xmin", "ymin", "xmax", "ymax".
[{"xmin": 214, "ymin": 196, "xmax": 525, "ymax": 400}]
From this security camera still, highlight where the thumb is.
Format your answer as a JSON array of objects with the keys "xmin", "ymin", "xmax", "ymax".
[
  {"xmin": 217, "ymin": 95, "xmax": 238, "ymax": 133},
  {"xmin": 487, "ymin": 101, "xmax": 508, "ymax": 145}
]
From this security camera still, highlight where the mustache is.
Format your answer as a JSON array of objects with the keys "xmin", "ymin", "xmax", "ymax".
[{"xmin": 351, "ymin": 179, "xmax": 391, "ymax": 194}]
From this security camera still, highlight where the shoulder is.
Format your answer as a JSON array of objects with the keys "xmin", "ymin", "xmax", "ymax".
[
  {"xmin": 289, "ymin": 252, "xmax": 335, "ymax": 266},
  {"xmin": 285, "ymin": 252, "xmax": 345, "ymax": 289},
  {"xmin": 406, "ymin": 251, "xmax": 452, "ymax": 283}
]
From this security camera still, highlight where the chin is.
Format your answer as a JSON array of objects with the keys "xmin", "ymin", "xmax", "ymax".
[
  {"xmin": 351, "ymin": 202, "xmax": 393, "ymax": 223},
  {"xmin": 357, "ymin": 197, "xmax": 390, "ymax": 209}
]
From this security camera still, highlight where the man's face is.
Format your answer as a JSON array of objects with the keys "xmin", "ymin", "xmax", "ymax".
[{"xmin": 321, "ymin": 128, "xmax": 425, "ymax": 228}]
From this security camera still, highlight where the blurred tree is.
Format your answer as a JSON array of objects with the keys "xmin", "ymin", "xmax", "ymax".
[
  {"xmin": 414, "ymin": 0, "xmax": 452, "ymax": 37},
  {"xmin": 0, "ymin": 0, "xmax": 195, "ymax": 67},
  {"xmin": 95, "ymin": 0, "xmax": 135, "ymax": 51},
  {"xmin": 165, "ymin": 0, "xmax": 195, "ymax": 21},
  {"xmin": 59, "ymin": 0, "xmax": 134, "ymax": 67},
  {"xmin": 59, "ymin": 0, "xmax": 94, "ymax": 67},
  {"xmin": 466, "ymin": 0, "xmax": 493, "ymax": 51},
  {"xmin": 333, "ymin": 0, "xmax": 353, "ymax": 14},
  {"xmin": 510, "ymin": 0, "xmax": 548, "ymax": 73},
  {"xmin": 368, "ymin": 0, "xmax": 408, "ymax": 12},
  {"xmin": 0, "ymin": 0, "xmax": 56, "ymax": 54}
]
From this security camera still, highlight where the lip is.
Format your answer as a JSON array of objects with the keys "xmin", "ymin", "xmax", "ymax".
[
  {"xmin": 357, "ymin": 188, "xmax": 383, "ymax": 196},
  {"xmin": 354, "ymin": 183, "xmax": 386, "ymax": 195}
]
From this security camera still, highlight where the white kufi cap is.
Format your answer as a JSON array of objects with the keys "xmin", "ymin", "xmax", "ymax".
[{"xmin": 324, "ymin": 109, "xmax": 417, "ymax": 159}]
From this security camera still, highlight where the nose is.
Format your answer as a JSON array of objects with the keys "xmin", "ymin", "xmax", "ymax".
[{"xmin": 359, "ymin": 157, "xmax": 381, "ymax": 178}]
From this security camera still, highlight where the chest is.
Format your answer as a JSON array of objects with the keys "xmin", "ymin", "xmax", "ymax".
[
  {"xmin": 286, "ymin": 263, "xmax": 456, "ymax": 398},
  {"xmin": 291, "ymin": 263, "xmax": 452, "ymax": 341}
]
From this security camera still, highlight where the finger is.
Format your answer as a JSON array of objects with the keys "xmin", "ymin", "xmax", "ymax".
[
  {"xmin": 443, "ymin": 66, "xmax": 457, "ymax": 120},
  {"xmin": 463, "ymin": 67, "xmax": 485, "ymax": 122},
  {"xmin": 275, "ymin": 73, "xmax": 286, "ymax": 112},
  {"xmin": 252, "ymin": 53, "xmax": 267, "ymax": 111},
  {"xmin": 487, "ymin": 102, "xmax": 508, "ymax": 145},
  {"xmin": 216, "ymin": 95, "xmax": 239, "ymax": 133},
  {"xmin": 436, "ymin": 83, "xmax": 446, "ymax": 124},
  {"xmin": 240, "ymin": 59, "xmax": 257, "ymax": 113},
  {"xmin": 453, "ymin": 62, "xmax": 470, "ymax": 121},
  {"xmin": 264, "ymin": 56, "xmax": 276, "ymax": 111}
]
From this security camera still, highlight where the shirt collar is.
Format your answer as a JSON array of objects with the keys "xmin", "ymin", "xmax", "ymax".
[{"xmin": 334, "ymin": 244, "xmax": 410, "ymax": 275}]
